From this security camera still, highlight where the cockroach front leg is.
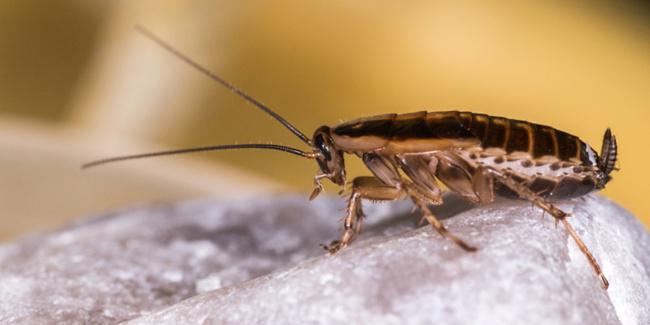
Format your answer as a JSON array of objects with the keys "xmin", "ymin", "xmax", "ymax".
[
  {"xmin": 309, "ymin": 172, "xmax": 334, "ymax": 200},
  {"xmin": 324, "ymin": 176, "xmax": 405, "ymax": 254},
  {"xmin": 479, "ymin": 166, "xmax": 609, "ymax": 289}
]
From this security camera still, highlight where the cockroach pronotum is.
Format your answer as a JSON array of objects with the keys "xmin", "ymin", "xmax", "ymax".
[{"xmin": 84, "ymin": 26, "xmax": 618, "ymax": 289}]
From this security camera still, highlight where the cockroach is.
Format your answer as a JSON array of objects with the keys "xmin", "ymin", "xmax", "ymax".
[{"xmin": 84, "ymin": 26, "xmax": 618, "ymax": 289}]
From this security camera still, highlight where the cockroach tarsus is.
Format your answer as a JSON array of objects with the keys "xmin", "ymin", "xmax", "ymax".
[{"xmin": 84, "ymin": 26, "xmax": 618, "ymax": 290}]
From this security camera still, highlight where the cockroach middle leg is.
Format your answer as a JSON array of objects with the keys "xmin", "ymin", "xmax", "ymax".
[
  {"xmin": 325, "ymin": 177, "xmax": 476, "ymax": 254},
  {"xmin": 408, "ymin": 189, "xmax": 478, "ymax": 252},
  {"xmin": 324, "ymin": 176, "xmax": 405, "ymax": 254},
  {"xmin": 481, "ymin": 166, "xmax": 609, "ymax": 289}
]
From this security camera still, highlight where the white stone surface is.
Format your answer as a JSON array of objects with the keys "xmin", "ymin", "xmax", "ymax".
[{"xmin": 0, "ymin": 195, "xmax": 648, "ymax": 324}]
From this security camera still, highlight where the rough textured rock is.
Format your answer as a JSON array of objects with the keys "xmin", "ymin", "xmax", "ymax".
[{"xmin": 0, "ymin": 195, "xmax": 648, "ymax": 324}]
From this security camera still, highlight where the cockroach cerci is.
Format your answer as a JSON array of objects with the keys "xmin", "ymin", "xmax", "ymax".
[{"xmin": 84, "ymin": 26, "xmax": 618, "ymax": 289}]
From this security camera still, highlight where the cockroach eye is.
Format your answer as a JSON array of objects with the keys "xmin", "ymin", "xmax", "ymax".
[{"xmin": 314, "ymin": 134, "xmax": 331, "ymax": 161}]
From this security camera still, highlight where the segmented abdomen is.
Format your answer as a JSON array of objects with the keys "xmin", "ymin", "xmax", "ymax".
[
  {"xmin": 333, "ymin": 111, "xmax": 598, "ymax": 166},
  {"xmin": 457, "ymin": 112, "xmax": 598, "ymax": 166}
]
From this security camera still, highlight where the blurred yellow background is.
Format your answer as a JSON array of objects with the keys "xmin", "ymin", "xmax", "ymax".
[{"xmin": 0, "ymin": 1, "xmax": 648, "ymax": 240}]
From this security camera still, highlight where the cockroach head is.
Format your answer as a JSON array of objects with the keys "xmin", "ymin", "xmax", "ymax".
[{"xmin": 312, "ymin": 126, "xmax": 346, "ymax": 186}]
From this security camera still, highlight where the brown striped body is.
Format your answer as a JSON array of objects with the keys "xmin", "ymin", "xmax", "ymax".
[
  {"xmin": 330, "ymin": 111, "xmax": 609, "ymax": 200},
  {"xmin": 87, "ymin": 29, "xmax": 616, "ymax": 288}
]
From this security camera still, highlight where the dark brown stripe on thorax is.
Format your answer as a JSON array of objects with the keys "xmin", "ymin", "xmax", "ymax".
[
  {"xmin": 390, "ymin": 111, "xmax": 432, "ymax": 140},
  {"xmin": 333, "ymin": 111, "xmax": 476, "ymax": 141},
  {"xmin": 332, "ymin": 113, "xmax": 396, "ymax": 138}
]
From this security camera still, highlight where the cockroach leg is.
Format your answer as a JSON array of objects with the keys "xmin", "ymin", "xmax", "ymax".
[
  {"xmin": 481, "ymin": 167, "xmax": 609, "ymax": 289},
  {"xmin": 309, "ymin": 173, "xmax": 333, "ymax": 200},
  {"xmin": 323, "ymin": 192, "xmax": 363, "ymax": 254},
  {"xmin": 324, "ymin": 176, "xmax": 405, "ymax": 254},
  {"xmin": 82, "ymin": 28, "xmax": 617, "ymax": 290},
  {"xmin": 561, "ymin": 218, "xmax": 609, "ymax": 289},
  {"xmin": 410, "ymin": 194, "xmax": 478, "ymax": 252},
  {"xmin": 397, "ymin": 155, "xmax": 444, "ymax": 204},
  {"xmin": 470, "ymin": 162, "xmax": 496, "ymax": 204},
  {"xmin": 403, "ymin": 177, "xmax": 477, "ymax": 252}
]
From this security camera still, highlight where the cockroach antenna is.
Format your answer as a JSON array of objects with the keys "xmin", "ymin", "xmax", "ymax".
[
  {"xmin": 134, "ymin": 25, "xmax": 311, "ymax": 145},
  {"xmin": 82, "ymin": 144, "xmax": 313, "ymax": 169},
  {"xmin": 82, "ymin": 26, "xmax": 317, "ymax": 169}
]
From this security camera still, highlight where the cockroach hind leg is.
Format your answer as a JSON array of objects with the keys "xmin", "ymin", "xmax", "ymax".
[
  {"xmin": 487, "ymin": 168, "xmax": 608, "ymax": 289},
  {"xmin": 560, "ymin": 218, "xmax": 609, "ymax": 289}
]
